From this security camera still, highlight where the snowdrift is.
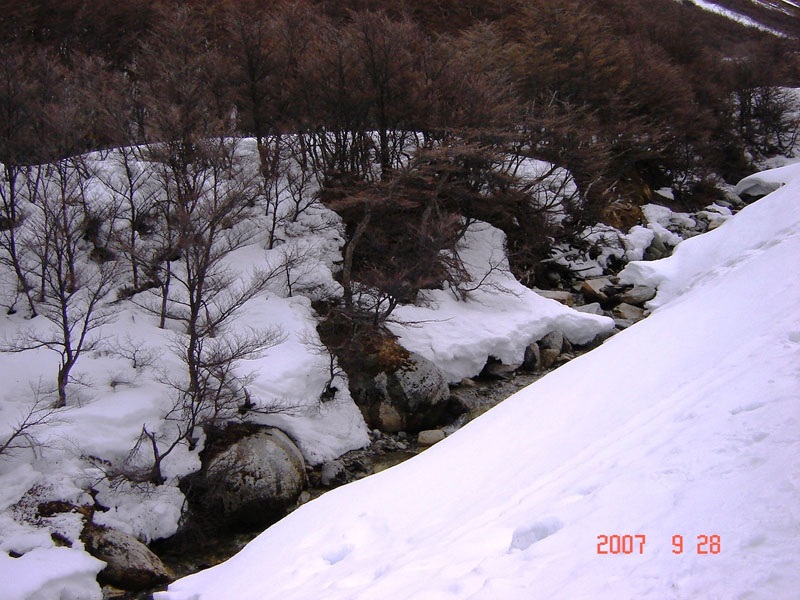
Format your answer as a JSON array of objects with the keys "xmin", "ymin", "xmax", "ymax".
[{"xmin": 158, "ymin": 166, "xmax": 800, "ymax": 599}]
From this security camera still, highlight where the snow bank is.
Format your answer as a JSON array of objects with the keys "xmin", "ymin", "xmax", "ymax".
[
  {"xmin": 388, "ymin": 223, "xmax": 613, "ymax": 382},
  {"xmin": 1, "ymin": 547, "xmax": 104, "ymax": 600},
  {"xmin": 621, "ymin": 163, "xmax": 800, "ymax": 309},
  {"xmin": 683, "ymin": 0, "xmax": 787, "ymax": 36},
  {"xmin": 734, "ymin": 160, "xmax": 800, "ymax": 197},
  {"xmin": 157, "ymin": 167, "xmax": 800, "ymax": 599}
]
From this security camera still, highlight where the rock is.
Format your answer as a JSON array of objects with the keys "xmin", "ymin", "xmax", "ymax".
[
  {"xmin": 554, "ymin": 352, "xmax": 576, "ymax": 366},
  {"xmin": 540, "ymin": 348, "xmax": 561, "ymax": 369},
  {"xmin": 298, "ymin": 491, "xmax": 312, "ymax": 505},
  {"xmin": 352, "ymin": 352, "xmax": 451, "ymax": 433},
  {"xmin": 533, "ymin": 289, "xmax": 575, "ymax": 306},
  {"xmin": 613, "ymin": 318, "xmax": 635, "ymax": 330},
  {"xmin": 648, "ymin": 234, "xmax": 668, "ymax": 255},
  {"xmin": 612, "ymin": 302, "xmax": 645, "ymax": 321},
  {"xmin": 481, "ymin": 357, "xmax": 518, "ymax": 379},
  {"xmin": 445, "ymin": 393, "xmax": 471, "ymax": 421},
  {"xmin": 375, "ymin": 402, "xmax": 404, "ymax": 433},
  {"xmin": 201, "ymin": 428, "xmax": 306, "ymax": 529},
  {"xmin": 418, "ymin": 430, "xmax": 445, "ymax": 445},
  {"xmin": 320, "ymin": 460, "xmax": 346, "ymax": 487},
  {"xmin": 523, "ymin": 342, "xmax": 540, "ymax": 370},
  {"xmin": 575, "ymin": 302, "xmax": 603, "ymax": 315},
  {"xmin": 539, "ymin": 330, "xmax": 564, "ymax": 353},
  {"xmin": 644, "ymin": 246, "xmax": 665, "ymax": 261},
  {"xmin": 619, "ymin": 286, "xmax": 656, "ymax": 306},
  {"xmin": 459, "ymin": 377, "xmax": 477, "ymax": 388},
  {"xmin": 82, "ymin": 525, "xmax": 171, "ymax": 590},
  {"xmin": 582, "ymin": 277, "xmax": 613, "ymax": 302}
]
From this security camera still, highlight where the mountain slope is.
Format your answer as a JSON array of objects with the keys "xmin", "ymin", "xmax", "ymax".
[
  {"xmin": 157, "ymin": 166, "xmax": 800, "ymax": 599},
  {"xmin": 684, "ymin": 0, "xmax": 800, "ymax": 35}
]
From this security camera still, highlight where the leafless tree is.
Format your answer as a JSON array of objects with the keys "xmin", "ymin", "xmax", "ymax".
[
  {"xmin": 0, "ymin": 382, "xmax": 66, "ymax": 459},
  {"xmin": 2, "ymin": 159, "xmax": 120, "ymax": 408},
  {"xmin": 0, "ymin": 45, "xmax": 57, "ymax": 317}
]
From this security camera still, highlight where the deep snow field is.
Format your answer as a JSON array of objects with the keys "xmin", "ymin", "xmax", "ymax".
[{"xmin": 155, "ymin": 164, "xmax": 800, "ymax": 600}]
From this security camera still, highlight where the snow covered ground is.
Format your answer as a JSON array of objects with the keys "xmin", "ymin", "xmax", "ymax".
[
  {"xmin": 681, "ymin": 0, "xmax": 788, "ymax": 35},
  {"xmin": 389, "ymin": 223, "xmax": 613, "ymax": 383},
  {"xmin": 158, "ymin": 163, "xmax": 800, "ymax": 600},
  {"xmin": 0, "ymin": 143, "xmax": 620, "ymax": 599}
]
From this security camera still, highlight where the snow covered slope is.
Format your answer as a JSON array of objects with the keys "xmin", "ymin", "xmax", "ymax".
[
  {"xmin": 158, "ymin": 165, "xmax": 800, "ymax": 600},
  {"xmin": 683, "ymin": 0, "xmax": 789, "ymax": 34}
]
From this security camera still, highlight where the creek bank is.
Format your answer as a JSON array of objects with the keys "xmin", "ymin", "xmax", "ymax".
[{"xmin": 131, "ymin": 199, "xmax": 737, "ymax": 598}]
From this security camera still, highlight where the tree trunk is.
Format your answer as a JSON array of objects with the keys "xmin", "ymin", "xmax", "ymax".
[{"xmin": 341, "ymin": 210, "xmax": 371, "ymax": 308}]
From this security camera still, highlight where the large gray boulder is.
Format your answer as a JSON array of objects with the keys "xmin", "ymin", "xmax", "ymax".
[
  {"xmin": 81, "ymin": 524, "xmax": 171, "ymax": 590},
  {"xmin": 200, "ymin": 428, "xmax": 306, "ymax": 528},
  {"xmin": 352, "ymin": 352, "xmax": 451, "ymax": 433}
]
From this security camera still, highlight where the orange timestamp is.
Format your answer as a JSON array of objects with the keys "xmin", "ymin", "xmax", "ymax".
[{"xmin": 596, "ymin": 534, "xmax": 721, "ymax": 555}]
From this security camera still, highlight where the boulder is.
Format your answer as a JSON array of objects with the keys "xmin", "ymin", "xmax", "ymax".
[
  {"xmin": 533, "ymin": 289, "xmax": 575, "ymax": 306},
  {"xmin": 320, "ymin": 461, "xmax": 346, "ymax": 487},
  {"xmin": 612, "ymin": 302, "xmax": 645, "ymax": 321},
  {"xmin": 200, "ymin": 428, "xmax": 306, "ymax": 529},
  {"xmin": 481, "ymin": 357, "xmax": 518, "ymax": 379},
  {"xmin": 81, "ymin": 524, "xmax": 171, "ymax": 590},
  {"xmin": 352, "ymin": 352, "xmax": 451, "ymax": 433},
  {"xmin": 523, "ymin": 342, "xmax": 540, "ymax": 370},
  {"xmin": 418, "ymin": 430, "xmax": 445, "ymax": 446},
  {"xmin": 540, "ymin": 348, "xmax": 561, "ymax": 369},
  {"xmin": 613, "ymin": 318, "xmax": 635, "ymax": 330},
  {"xmin": 575, "ymin": 302, "xmax": 603, "ymax": 315},
  {"xmin": 648, "ymin": 233, "xmax": 669, "ymax": 255},
  {"xmin": 539, "ymin": 330, "xmax": 564, "ymax": 352},
  {"xmin": 619, "ymin": 286, "xmax": 657, "ymax": 306},
  {"xmin": 581, "ymin": 277, "xmax": 613, "ymax": 302}
]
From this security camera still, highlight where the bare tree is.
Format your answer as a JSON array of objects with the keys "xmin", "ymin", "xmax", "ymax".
[
  {"xmin": 0, "ymin": 382, "xmax": 65, "ymax": 459},
  {"xmin": 2, "ymin": 159, "xmax": 120, "ymax": 408},
  {"xmin": 0, "ymin": 45, "xmax": 57, "ymax": 316}
]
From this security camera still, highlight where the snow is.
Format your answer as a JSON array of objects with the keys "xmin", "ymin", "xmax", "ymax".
[
  {"xmin": 388, "ymin": 223, "xmax": 614, "ymax": 382},
  {"xmin": 0, "ymin": 142, "xmax": 371, "ymax": 597},
  {"xmin": 734, "ymin": 160, "xmax": 800, "ymax": 197},
  {"xmin": 0, "ymin": 143, "xmax": 615, "ymax": 597},
  {"xmin": 680, "ymin": 0, "xmax": 787, "ymax": 36},
  {"xmin": 1, "ymin": 547, "xmax": 104, "ymax": 600},
  {"xmin": 621, "ymin": 225, "xmax": 654, "ymax": 262},
  {"xmin": 158, "ymin": 166, "xmax": 800, "ymax": 600}
]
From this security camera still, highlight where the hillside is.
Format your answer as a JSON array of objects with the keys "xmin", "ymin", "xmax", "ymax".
[
  {"xmin": 688, "ymin": 0, "xmax": 800, "ymax": 36},
  {"xmin": 157, "ymin": 164, "xmax": 800, "ymax": 600},
  {"xmin": 1, "ymin": 1, "xmax": 800, "ymax": 598}
]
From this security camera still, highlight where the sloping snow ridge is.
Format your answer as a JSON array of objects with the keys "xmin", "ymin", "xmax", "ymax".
[
  {"xmin": 158, "ymin": 166, "xmax": 800, "ymax": 600},
  {"xmin": 681, "ymin": 0, "xmax": 788, "ymax": 35}
]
